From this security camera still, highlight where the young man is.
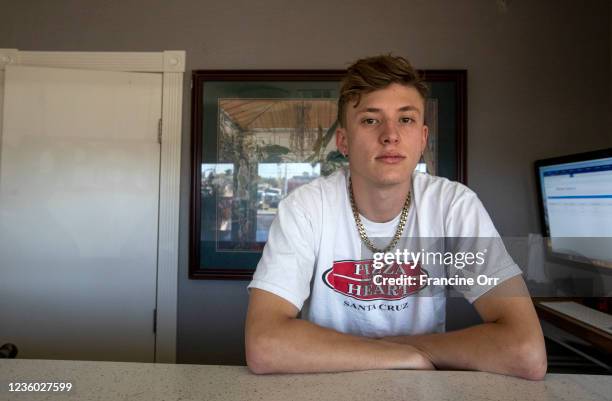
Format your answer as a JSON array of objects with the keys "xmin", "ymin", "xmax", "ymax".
[{"xmin": 245, "ymin": 55, "xmax": 547, "ymax": 379}]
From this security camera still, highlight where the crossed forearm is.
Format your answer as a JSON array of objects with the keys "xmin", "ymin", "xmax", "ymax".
[
  {"xmin": 246, "ymin": 317, "xmax": 434, "ymax": 374},
  {"xmin": 383, "ymin": 321, "xmax": 547, "ymax": 380}
]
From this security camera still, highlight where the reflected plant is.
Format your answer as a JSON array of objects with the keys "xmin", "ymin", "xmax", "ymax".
[
  {"xmin": 322, "ymin": 150, "xmax": 348, "ymax": 176},
  {"xmin": 304, "ymin": 121, "xmax": 347, "ymax": 176},
  {"xmin": 259, "ymin": 144, "xmax": 291, "ymax": 163}
]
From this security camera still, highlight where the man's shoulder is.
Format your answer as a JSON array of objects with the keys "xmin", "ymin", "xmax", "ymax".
[
  {"xmin": 283, "ymin": 168, "xmax": 346, "ymax": 208},
  {"xmin": 411, "ymin": 172, "xmax": 496, "ymax": 237},
  {"xmin": 412, "ymin": 172, "xmax": 474, "ymax": 202}
]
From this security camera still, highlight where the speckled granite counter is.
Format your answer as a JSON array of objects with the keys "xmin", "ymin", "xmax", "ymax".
[{"xmin": 1, "ymin": 359, "xmax": 611, "ymax": 401}]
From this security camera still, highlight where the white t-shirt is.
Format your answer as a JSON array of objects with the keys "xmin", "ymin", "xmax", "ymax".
[{"xmin": 248, "ymin": 169, "xmax": 522, "ymax": 337}]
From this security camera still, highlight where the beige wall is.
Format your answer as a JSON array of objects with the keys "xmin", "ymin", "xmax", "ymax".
[{"xmin": 1, "ymin": 0, "xmax": 610, "ymax": 364}]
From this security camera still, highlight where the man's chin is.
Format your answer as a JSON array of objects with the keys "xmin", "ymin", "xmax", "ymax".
[
  {"xmin": 350, "ymin": 166, "xmax": 413, "ymax": 188},
  {"xmin": 367, "ymin": 173, "xmax": 411, "ymax": 188}
]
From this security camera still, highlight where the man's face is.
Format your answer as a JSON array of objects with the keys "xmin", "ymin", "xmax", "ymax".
[{"xmin": 336, "ymin": 83, "xmax": 429, "ymax": 188}]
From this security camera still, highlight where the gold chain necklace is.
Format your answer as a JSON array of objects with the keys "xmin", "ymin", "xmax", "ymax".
[{"xmin": 348, "ymin": 177, "xmax": 411, "ymax": 254}]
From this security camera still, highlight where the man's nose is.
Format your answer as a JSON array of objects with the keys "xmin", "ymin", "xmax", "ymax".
[{"xmin": 379, "ymin": 119, "xmax": 400, "ymax": 145}]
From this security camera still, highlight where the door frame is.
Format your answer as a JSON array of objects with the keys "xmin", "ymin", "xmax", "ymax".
[{"xmin": 0, "ymin": 49, "xmax": 184, "ymax": 363}]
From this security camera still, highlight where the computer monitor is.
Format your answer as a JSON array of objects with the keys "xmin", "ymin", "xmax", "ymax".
[{"xmin": 535, "ymin": 148, "xmax": 612, "ymax": 269}]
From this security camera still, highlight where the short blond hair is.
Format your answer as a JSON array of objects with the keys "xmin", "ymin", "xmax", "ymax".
[{"xmin": 337, "ymin": 55, "xmax": 428, "ymax": 127}]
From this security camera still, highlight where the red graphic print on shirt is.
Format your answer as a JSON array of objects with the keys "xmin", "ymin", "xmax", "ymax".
[{"xmin": 322, "ymin": 259, "xmax": 427, "ymax": 301}]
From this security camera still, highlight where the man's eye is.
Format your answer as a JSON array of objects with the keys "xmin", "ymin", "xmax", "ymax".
[
  {"xmin": 400, "ymin": 117, "xmax": 415, "ymax": 124},
  {"xmin": 362, "ymin": 118, "xmax": 378, "ymax": 125}
]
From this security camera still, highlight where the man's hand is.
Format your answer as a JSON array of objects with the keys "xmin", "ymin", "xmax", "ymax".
[
  {"xmin": 245, "ymin": 288, "xmax": 435, "ymax": 374},
  {"xmin": 395, "ymin": 345, "xmax": 435, "ymax": 370}
]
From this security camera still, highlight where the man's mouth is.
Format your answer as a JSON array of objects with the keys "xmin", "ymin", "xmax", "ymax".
[{"xmin": 375, "ymin": 154, "xmax": 406, "ymax": 164}]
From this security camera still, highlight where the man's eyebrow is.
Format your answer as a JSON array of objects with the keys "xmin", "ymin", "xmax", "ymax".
[
  {"xmin": 357, "ymin": 106, "xmax": 421, "ymax": 114},
  {"xmin": 357, "ymin": 108, "xmax": 383, "ymax": 113},
  {"xmin": 398, "ymin": 105, "xmax": 421, "ymax": 114}
]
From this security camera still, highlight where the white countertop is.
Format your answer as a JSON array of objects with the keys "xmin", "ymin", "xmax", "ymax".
[{"xmin": 1, "ymin": 359, "xmax": 611, "ymax": 401}]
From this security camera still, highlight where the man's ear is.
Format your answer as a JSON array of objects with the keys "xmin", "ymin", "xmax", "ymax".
[
  {"xmin": 336, "ymin": 126, "xmax": 348, "ymax": 156},
  {"xmin": 421, "ymin": 124, "xmax": 429, "ymax": 154}
]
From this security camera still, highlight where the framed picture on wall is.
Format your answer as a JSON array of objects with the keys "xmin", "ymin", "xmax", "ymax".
[{"xmin": 189, "ymin": 70, "xmax": 466, "ymax": 279}]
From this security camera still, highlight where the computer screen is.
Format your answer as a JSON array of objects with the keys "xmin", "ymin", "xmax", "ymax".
[{"xmin": 535, "ymin": 148, "xmax": 612, "ymax": 269}]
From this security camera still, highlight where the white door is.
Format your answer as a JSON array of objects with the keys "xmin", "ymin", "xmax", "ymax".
[{"xmin": 0, "ymin": 65, "xmax": 162, "ymax": 362}]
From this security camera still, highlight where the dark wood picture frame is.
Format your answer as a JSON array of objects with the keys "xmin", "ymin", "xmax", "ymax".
[{"xmin": 189, "ymin": 70, "xmax": 467, "ymax": 279}]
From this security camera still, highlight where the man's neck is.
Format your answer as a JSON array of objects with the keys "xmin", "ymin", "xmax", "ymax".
[{"xmin": 349, "ymin": 171, "xmax": 411, "ymax": 223}]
